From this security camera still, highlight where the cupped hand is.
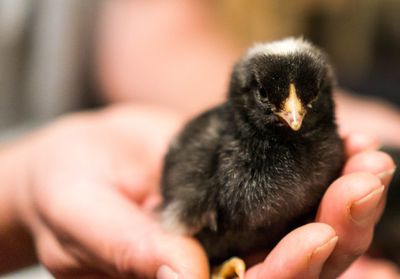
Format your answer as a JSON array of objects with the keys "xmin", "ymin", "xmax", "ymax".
[
  {"xmin": 244, "ymin": 133, "xmax": 397, "ymax": 278},
  {"xmin": 10, "ymin": 104, "xmax": 397, "ymax": 279},
  {"xmin": 12, "ymin": 105, "xmax": 209, "ymax": 278}
]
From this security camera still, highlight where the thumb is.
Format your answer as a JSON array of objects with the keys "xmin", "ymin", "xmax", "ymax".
[
  {"xmin": 153, "ymin": 233, "xmax": 209, "ymax": 279},
  {"xmin": 44, "ymin": 184, "xmax": 209, "ymax": 278}
]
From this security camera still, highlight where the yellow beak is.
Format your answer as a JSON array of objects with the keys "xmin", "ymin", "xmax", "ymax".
[{"xmin": 277, "ymin": 83, "xmax": 305, "ymax": 131}]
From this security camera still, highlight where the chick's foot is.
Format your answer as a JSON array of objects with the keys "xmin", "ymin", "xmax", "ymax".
[{"xmin": 212, "ymin": 257, "xmax": 246, "ymax": 279}]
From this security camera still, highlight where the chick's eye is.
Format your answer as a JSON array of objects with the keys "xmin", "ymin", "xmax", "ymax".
[
  {"xmin": 258, "ymin": 86, "xmax": 268, "ymax": 99},
  {"xmin": 307, "ymin": 91, "xmax": 319, "ymax": 108}
]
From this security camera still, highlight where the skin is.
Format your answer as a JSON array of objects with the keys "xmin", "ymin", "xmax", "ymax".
[
  {"xmin": 0, "ymin": 104, "xmax": 397, "ymax": 278},
  {"xmin": 335, "ymin": 92, "xmax": 400, "ymax": 149},
  {"xmin": 95, "ymin": 0, "xmax": 236, "ymax": 118}
]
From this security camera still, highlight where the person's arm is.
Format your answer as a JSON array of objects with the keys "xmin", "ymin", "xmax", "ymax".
[{"xmin": 0, "ymin": 143, "xmax": 37, "ymax": 273}]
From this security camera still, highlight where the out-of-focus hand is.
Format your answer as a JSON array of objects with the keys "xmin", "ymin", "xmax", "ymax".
[
  {"xmin": 244, "ymin": 134, "xmax": 397, "ymax": 279},
  {"xmin": 11, "ymin": 105, "xmax": 209, "ymax": 278},
  {"xmin": 335, "ymin": 91, "xmax": 400, "ymax": 148}
]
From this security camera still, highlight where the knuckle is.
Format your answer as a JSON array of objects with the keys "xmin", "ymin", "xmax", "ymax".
[
  {"xmin": 113, "ymin": 241, "xmax": 137, "ymax": 274},
  {"xmin": 112, "ymin": 239, "xmax": 148, "ymax": 276},
  {"xmin": 37, "ymin": 244, "xmax": 60, "ymax": 272},
  {"xmin": 36, "ymin": 233, "xmax": 79, "ymax": 275},
  {"xmin": 346, "ymin": 230, "xmax": 373, "ymax": 258},
  {"xmin": 34, "ymin": 189, "xmax": 67, "ymax": 227}
]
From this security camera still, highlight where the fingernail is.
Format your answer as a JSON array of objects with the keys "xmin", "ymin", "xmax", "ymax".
[
  {"xmin": 157, "ymin": 265, "xmax": 179, "ymax": 279},
  {"xmin": 350, "ymin": 185, "xmax": 385, "ymax": 224},
  {"xmin": 377, "ymin": 167, "xmax": 396, "ymax": 186},
  {"xmin": 309, "ymin": 236, "xmax": 338, "ymax": 274},
  {"xmin": 312, "ymin": 236, "xmax": 338, "ymax": 258}
]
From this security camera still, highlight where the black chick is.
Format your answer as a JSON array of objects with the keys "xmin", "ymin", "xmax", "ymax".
[{"xmin": 160, "ymin": 37, "xmax": 344, "ymax": 271}]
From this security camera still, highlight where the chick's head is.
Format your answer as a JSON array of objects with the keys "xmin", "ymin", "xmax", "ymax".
[{"xmin": 229, "ymin": 38, "xmax": 336, "ymax": 133}]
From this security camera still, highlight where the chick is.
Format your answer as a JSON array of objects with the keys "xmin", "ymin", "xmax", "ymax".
[{"xmin": 160, "ymin": 37, "xmax": 344, "ymax": 277}]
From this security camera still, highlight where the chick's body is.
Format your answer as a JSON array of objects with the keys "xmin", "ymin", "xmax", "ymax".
[{"xmin": 161, "ymin": 38, "xmax": 344, "ymax": 263}]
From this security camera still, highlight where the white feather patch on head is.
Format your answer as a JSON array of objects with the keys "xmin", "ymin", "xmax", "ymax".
[{"xmin": 246, "ymin": 37, "xmax": 314, "ymax": 58}]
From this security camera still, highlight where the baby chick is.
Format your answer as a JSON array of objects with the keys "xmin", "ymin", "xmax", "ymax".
[{"xmin": 160, "ymin": 37, "xmax": 344, "ymax": 277}]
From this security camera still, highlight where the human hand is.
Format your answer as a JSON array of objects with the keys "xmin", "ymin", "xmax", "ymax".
[
  {"xmin": 10, "ymin": 105, "xmax": 210, "ymax": 278},
  {"xmin": 244, "ymin": 133, "xmax": 396, "ymax": 278},
  {"xmin": 335, "ymin": 91, "xmax": 400, "ymax": 148},
  {"xmin": 7, "ymin": 104, "xmax": 396, "ymax": 279}
]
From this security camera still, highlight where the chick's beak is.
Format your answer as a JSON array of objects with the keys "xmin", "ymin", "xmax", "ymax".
[{"xmin": 276, "ymin": 83, "xmax": 306, "ymax": 131}]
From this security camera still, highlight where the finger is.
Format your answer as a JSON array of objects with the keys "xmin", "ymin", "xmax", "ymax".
[
  {"xmin": 343, "ymin": 150, "xmax": 396, "ymax": 221},
  {"xmin": 317, "ymin": 151, "xmax": 396, "ymax": 278},
  {"xmin": 40, "ymin": 184, "xmax": 209, "ymax": 278},
  {"xmin": 339, "ymin": 257, "xmax": 400, "ymax": 279},
  {"xmin": 111, "ymin": 164, "xmax": 163, "ymax": 213},
  {"xmin": 316, "ymin": 172, "xmax": 386, "ymax": 279},
  {"xmin": 35, "ymin": 226, "xmax": 81, "ymax": 274},
  {"xmin": 343, "ymin": 150, "xmax": 395, "ymax": 185},
  {"xmin": 343, "ymin": 133, "xmax": 381, "ymax": 157},
  {"xmin": 112, "ymin": 164, "xmax": 159, "ymax": 207},
  {"xmin": 36, "ymin": 226, "xmax": 111, "ymax": 279},
  {"xmin": 246, "ymin": 223, "xmax": 337, "ymax": 279},
  {"xmin": 35, "ymin": 227, "xmax": 116, "ymax": 279}
]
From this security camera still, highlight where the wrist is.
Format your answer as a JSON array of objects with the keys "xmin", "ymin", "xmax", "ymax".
[
  {"xmin": 0, "ymin": 140, "xmax": 37, "ymax": 273},
  {"xmin": 0, "ymin": 142, "xmax": 27, "ymax": 227}
]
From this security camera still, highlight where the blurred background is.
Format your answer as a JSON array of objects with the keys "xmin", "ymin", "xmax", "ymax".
[
  {"xmin": 0, "ymin": 0, "xmax": 399, "ymax": 277},
  {"xmin": 1, "ymin": 0, "xmax": 399, "ymax": 132}
]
